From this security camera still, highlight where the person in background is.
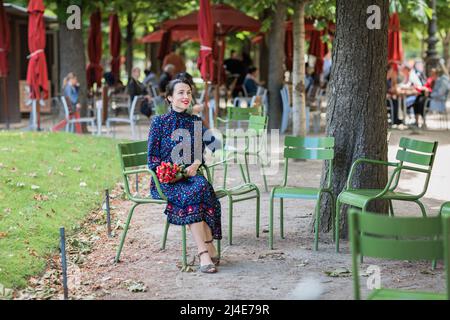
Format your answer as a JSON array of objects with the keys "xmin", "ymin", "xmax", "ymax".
[
  {"xmin": 159, "ymin": 64, "xmax": 176, "ymax": 95},
  {"xmin": 127, "ymin": 67, "xmax": 153, "ymax": 118},
  {"xmin": 386, "ymin": 63, "xmax": 402, "ymax": 126},
  {"xmin": 143, "ymin": 64, "xmax": 158, "ymax": 87},
  {"xmin": 62, "ymin": 72, "xmax": 81, "ymax": 113},
  {"xmin": 224, "ymin": 50, "xmax": 246, "ymax": 98},
  {"xmin": 429, "ymin": 65, "xmax": 450, "ymax": 113},
  {"xmin": 243, "ymin": 66, "xmax": 261, "ymax": 97},
  {"xmin": 162, "ymin": 45, "xmax": 186, "ymax": 75}
]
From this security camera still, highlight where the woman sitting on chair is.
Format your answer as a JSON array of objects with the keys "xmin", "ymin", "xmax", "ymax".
[{"xmin": 147, "ymin": 78, "xmax": 221, "ymax": 273}]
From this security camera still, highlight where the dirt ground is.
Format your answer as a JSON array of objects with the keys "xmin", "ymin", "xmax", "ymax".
[{"xmin": 14, "ymin": 116, "xmax": 450, "ymax": 300}]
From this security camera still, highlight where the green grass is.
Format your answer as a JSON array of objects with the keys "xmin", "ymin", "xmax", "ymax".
[{"xmin": 0, "ymin": 132, "xmax": 123, "ymax": 289}]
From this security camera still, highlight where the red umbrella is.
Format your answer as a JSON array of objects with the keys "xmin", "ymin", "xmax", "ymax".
[
  {"xmin": 197, "ymin": 0, "xmax": 214, "ymax": 128},
  {"xmin": 109, "ymin": 13, "xmax": 121, "ymax": 84},
  {"xmin": 197, "ymin": 0, "xmax": 214, "ymax": 82},
  {"xmin": 140, "ymin": 29, "xmax": 200, "ymax": 44},
  {"xmin": 308, "ymin": 29, "xmax": 328, "ymax": 75},
  {"xmin": 0, "ymin": 0, "xmax": 10, "ymax": 128},
  {"xmin": 388, "ymin": 12, "xmax": 403, "ymax": 69},
  {"xmin": 163, "ymin": 3, "xmax": 261, "ymax": 34},
  {"xmin": 0, "ymin": 0, "xmax": 9, "ymax": 77},
  {"xmin": 87, "ymin": 10, "xmax": 103, "ymax": 89},
  {"xmin": 26, "ymin": 0, "xmax": 49, "ymax": 130}
]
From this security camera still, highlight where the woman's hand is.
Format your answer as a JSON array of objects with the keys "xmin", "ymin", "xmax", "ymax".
[{"xmin": 185, "ymin": 162, "xmax": 201, "ymax": 177}]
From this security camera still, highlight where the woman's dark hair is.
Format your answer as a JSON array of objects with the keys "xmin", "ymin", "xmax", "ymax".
[
  {"xmin": 165, "ymin": 78, "xmax": 193, "ymax": 104},
  {"xmin": 175, "ymin": 72, "xmax": 194, "ymax": 87}
]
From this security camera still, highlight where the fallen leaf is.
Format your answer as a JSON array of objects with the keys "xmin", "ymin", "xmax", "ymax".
[
  {"xmin": 33, "ymin": 194, "xmax": 49, "ymax": 201},
  {"xmin": 31, "ymin": 185, "xmax": 40, "ymax": 190},
  {"xmin": 16, "ymin": 182, "xmax": 25, "ymax": 188},
  {"xmin": 0, "ymin": 232, "xmax": 8, "ymax": 239},
  {"xmin": 324, "ymin": 267, "xmax": 352, "ymax": 277},
  {"xmin": 123, "ymin": 280, "xmax": 147, "ymax": 293}
]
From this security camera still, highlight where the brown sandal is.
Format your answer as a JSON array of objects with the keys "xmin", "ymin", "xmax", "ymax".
[
  {"xmin": 197, "ymin": 250, "xmax": 217, "ymax": 273},
  {"xmin": 205, "ymin": 239, "xmax": 220, "ymax": 265}
]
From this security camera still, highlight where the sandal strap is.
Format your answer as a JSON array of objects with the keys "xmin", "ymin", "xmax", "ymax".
[
  {"xmin": 204, "ymin": 239, "xmax": 214, "ymax": 244},
  {"xmin": 197, "ymin": 250, "xmax": 209, "ymax": 258}
]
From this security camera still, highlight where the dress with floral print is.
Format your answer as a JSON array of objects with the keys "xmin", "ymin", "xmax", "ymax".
[{"xmin": 147, "ymin": 107, "xmax": 222, "ymax": 240}]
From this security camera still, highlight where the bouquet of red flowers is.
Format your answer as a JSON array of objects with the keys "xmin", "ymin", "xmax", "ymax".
[{"xmin": 156, "ymin": 162, "xmax": 187, "ymax": 184}]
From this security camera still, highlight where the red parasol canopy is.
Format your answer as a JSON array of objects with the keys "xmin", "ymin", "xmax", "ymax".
[
  {"xmin": 140, "ymin": 29, "xmax": 200, "ymax": 44},
  {"xmin": 308, "ymin": 29, "xmax": 329, "ymax": 75},
  {"xmin": 109, "ymin": 13, "xmax": 121, "ymax": 84},
  {"xmin": 26, "ymin": 0, "xmax": 48, "ymax": 100},
  {"xmin": 86, "ymin": 10, "xmax": 103, "ymax": 89},
  {"xmin": 388, "ymin": 12, "xmax": 403, "ymax": 67},
  {"xmin": 0, "ymin": 0, "xmax": 10, "ymax": 77},
  {"xmin": 197, "ymin": 0, "xmax": 214, "ymax": 82},
  {"xmin": 163, "ymin": 3, "xmax": 261, "ymax": 34}
]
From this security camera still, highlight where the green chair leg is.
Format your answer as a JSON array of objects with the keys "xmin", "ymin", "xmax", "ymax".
[
  {"xmin": 181, "ymin": 225, "xmax": 187, "ymax": 268},
  {"xmin": 280, "ymin": 198, "xmax": 284, "ymax": 239},
  {"xmin": 223, "ymin": 162, "xmax": 228, "ymax": 189},
  {"xmin": 314, "ymin": 194, "xmax": 322, "ymax": 251},
  {"xmin": 244, "ymin": 153, "xmax": 251, "ymax": 183},
  {"xmin": 415, "ymin": 200, "xmax": 428, "ymax": 217},
  {"xmin": 335, "ymin": 200, "xmax": 341, "ymax": 253},
  {"xmin": 269, "ymin": 193, "xmax": 274, "ymax": 249},
  {"xmin": 115, "ymin": 203, "xmax": 138, "ymax": 263},
  {"xmin": 257, "ymin": 154, "xmax": 268, "ymax": 192},
  {"xmin": 256, "ymin": 191, "xmax": 260, "ymax": 238},
  {"xmin": 239, "ymin": 162, "xmax": 248, "ymax": 184},
  {"xmin": 389, "ymin": 200, "xmax": 395, "ymax": 217},
  {"xmin": 216, "ymin": 239, "xmax": 221, "ymax": 259},
  {"xmin": 161, "ymin": 219, "xmax": 170, "ymax": 250},
  {"xmin": 228, "ymin": 195, "xmax": 233, "ymax": 245}
]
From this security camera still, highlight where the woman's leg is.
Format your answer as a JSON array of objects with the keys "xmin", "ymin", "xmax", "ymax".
[
  {"xmin": 190, "ymin": 222, "xmax": 215, "ymax": 268},
  {"xmin": 202, "ymin": 222, "xmax": 218, "ymax": 258}
]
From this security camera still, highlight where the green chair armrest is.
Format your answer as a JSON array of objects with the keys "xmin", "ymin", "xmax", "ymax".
[
  {"xmin": 123, "ymin": 167, "xmax": 167, "ymax": 200},
  {"xmin": 346, "ymin": 158, "xmax": 398, "ymax": 190}
]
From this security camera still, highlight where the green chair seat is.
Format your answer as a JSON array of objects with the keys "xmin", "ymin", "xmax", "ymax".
[
  {"xmin": 273, "ymin": 186, "xmax": 324, "ymax": 199},
  {"xmin": 367, "ymin": 288, "xmax": 446, "ymax": 300},
  {"xmin": 338, "ymin": 189, "xmax": 416, "ymax": 207}
]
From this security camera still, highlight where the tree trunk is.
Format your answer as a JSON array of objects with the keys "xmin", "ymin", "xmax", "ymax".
[
  {"xmin": 292, "ymin": 0, "xmax": 307, "ymax": 136},
  {"xmin": 58, "ymin": 22, "xmax": 88, "ymax": 119},
  {"xmin": 267, "ymin": 1, "xmax": 286, "ymax": 129},
  {"xmin": 318, "ymin": 0, "xmax": 389, "ymax": 238},
  {"xmin": 125, "ymin": 13, "xmax": 134, "ymax": 80},
  {"xmin": 442, "ymin": 31, "xmax": 450, "ymax": 71},
  {"xmin": 259, "ymin": 9, "xmax": 271, "ymax": 86}
]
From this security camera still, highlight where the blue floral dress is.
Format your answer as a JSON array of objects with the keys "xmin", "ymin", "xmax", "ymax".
[{"xmin": 147, "ymin": 107, "xmax": 222, "ymax": 240}]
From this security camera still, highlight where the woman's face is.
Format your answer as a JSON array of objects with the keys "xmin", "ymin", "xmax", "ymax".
[{"xmin": 168, "ymin": 82, "xmax": 192, "ymax": 111}]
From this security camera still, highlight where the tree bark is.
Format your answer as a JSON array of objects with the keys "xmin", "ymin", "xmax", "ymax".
[
  {"xmin": 267, "ymin": 1, "xmax": 286, "ymax": 130},
  {"xmin": 125, "ymin": 13, "xmax": 134, "ymax": 80},
  {"xmin": 318, "ymin": 0, "xmax": 389, "ymax": 238},
  {"xmin": 259, "ymin": 9, "xmax": 271, "ymax": 86},
  {"xmin": 292, "ymin": 0, "xmax": 307, "ymax": 136},
  {"xmin": 58, "ymin": 22, "xmax": 88, "ymax": 119}
]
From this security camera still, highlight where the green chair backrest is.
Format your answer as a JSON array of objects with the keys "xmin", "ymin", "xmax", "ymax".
[
  {"xmin": 392, "ymin": 137, "xmax": 438, "ymax": 195},
  {"xmin": 284, "ymin": 136, "xmax": 334, "ymax": 160},
  {"xmin": 227, "ymin": 106, "xmax": 261, "ymax": 121},
  {"xmin": 349, "ymin": 208, "xmax": 450, "ymax": 299},
  {"xmin": 282, "ymin": 136, "xmax": 334, "ymax": 187},
  {"xmin": 154, "ymin": 103, "xmax": 167, "ymax": 116},
  {"xmin": 117, "ymin": 140, "xmax": 148, "ymax": 171},
  {"xmin": 248, "ymin": 115, "xmax": 268, "ymax": 132},
  {"xmin": 396, "ymin": 137, "xmax": 438, "ymax": 169}
]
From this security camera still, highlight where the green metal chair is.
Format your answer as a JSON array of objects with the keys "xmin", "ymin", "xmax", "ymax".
[
  {"xmin": 349, "ymin": 208, "xmax": 450, "ymax": 300},
  {"xmin": 216, "ymin": 106, "xmax": 262, "ymax": 130},
  {"xmin": 269, "ymin": 136, "xmax": 335, "ymax": 251},
  {"xmin": 219, "ymin": 115, "xmax": 269, "ymax": 192},
  {"xmin": 115, "ymin": 140, "xmax": 221, "ymax": 268},
  {"xmin": 335, "ymin": 137, "xmax": 439, "ymax": 252}
]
